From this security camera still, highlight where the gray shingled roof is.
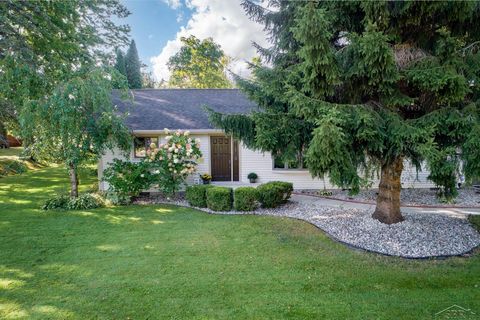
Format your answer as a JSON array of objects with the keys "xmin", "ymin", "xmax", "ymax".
[{"xmin": 112, "ymin": 89, "xmax": 258, "ymax": 131}]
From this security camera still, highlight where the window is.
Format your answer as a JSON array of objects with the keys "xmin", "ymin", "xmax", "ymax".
[
  {"xmin": 134, "ymin": 137, "xmax": 158, "ymax": 158},
  {"xmin": 273, "ymin": 153, "xmax": 308, "ymax": 170}
]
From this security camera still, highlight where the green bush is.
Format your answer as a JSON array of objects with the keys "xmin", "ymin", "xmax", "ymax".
[
  {"xmin": 234, "ymin": 187, "xmax": 259, "ymax": 211},
  {"xmin": 257, "ymin": 181, "xmax": 293, "ymax": 208},
  {"xmin": 0, "ymin": 160, "xmax": 28, "ymax": 176},
  {"xmin": 206, "ymin": 186, "xmax": 233, "ymax": 211},
  {"xmin": 102, "ymin": 159, "xmax": 154, "ymax": 203},
  {"xmin": 186, "ymin": 184, "xmax": 213, "ymax": 207},
  {"xmin": 67, "ymin": 193, "xmax": 104, "ymax": 210},
  {"xmin": 42, "ymin": 193, "xmax": 104, "ymax": 211},
  {"xmin": 42, "ymin": 194, "xmax": 70, "ymax": 210}
]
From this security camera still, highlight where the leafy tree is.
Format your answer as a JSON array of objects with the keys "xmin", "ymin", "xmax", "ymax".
[
  {"xmin": 168, "ymin": 35, "xmax": 232, "ymax": 88},
  {"xmin": 125, "ymin": 40, "xmax": 143, "ymax": 89},
  {"xmin": 22, "ymin": 68, "xmax": 131, "ymax": 197},
  {"xmin": 209, "ymin": 1, "xmax": 480, "ymax": 224},
  {"xmin": 0, "ymin": 0, "xmax": 131, "ymax": 141}
]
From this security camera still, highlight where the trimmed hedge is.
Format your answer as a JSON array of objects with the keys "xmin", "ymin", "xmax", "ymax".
[
  {"xmin": 234, "ymin": 187, "xmax": 259, "ymax": 211},
  {"xmin": 186, "ymin": 184, "xmax": 213, "ymax": 208},
  {"xmin": 206, "ymin": 186, "xmax": 233, "ymax": 211},
  {"xmin": 257, "ymin": 181, "xmax": 293, "ymax": 208}
]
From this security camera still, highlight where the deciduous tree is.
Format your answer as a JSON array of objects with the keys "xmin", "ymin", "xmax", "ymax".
[{"xmin": 168, "ymin": 35, "xmax": 232, "ymax": 88}]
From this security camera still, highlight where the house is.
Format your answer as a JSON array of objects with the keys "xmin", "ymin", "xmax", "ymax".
[{"xmin": 98, "ymin": 89, "xmax": 434, "ymax": 191}]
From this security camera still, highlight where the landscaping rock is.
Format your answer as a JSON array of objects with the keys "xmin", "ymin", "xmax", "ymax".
[{"xmin": 134, "ymin": 193, "xmax": 480, "ymax": 258}]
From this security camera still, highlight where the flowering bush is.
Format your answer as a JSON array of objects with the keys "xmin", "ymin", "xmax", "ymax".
[{"xmin": 148, "ymin": 129, "xmax": 202, "ymax": 195}]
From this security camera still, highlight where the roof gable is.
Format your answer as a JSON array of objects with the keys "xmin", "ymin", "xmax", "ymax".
[{"xmin": 112, "ymin": 89, "xmax": 257, "ymax": 131}]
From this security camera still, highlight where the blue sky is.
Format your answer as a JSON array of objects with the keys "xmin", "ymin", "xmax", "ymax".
[
  {"xmin": 121, "ymin": 0, "xmax": 192, "ymax": 70},
  {"xmin": 120, "ymin": 0, "xmax": 268, "ymax": 81}
]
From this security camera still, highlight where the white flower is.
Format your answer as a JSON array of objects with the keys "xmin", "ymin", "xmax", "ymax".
[
  {"xmin": 175, "ymin": 131, "xmax": 181, "ymax": 136},
  {"xmin": 173, "ymin": 159, "xmax": 179, "ymax": 163},
  {"xmin": 68, "ymin": 94, "xmax": 75, "ymax": 100},
  {"xmin": 195, "ymin": 138, "xmax": 201, "ymax": 144},
  {"xmin": 164, "ymin": 128, "xmax": 170, "ymax": 134},
  {"xmin": 165, "ymin": 136, "xmax": 172, "ymax": 141},
  {"xmin": 154, "ymin": 170, "xmax": 160, "ymax": 174},
  {"xmin": 140, "ymin": 174, "xmax": 144, "ymax": 178},
  {"xmin": 184, "ymin": 130, "xmax": 190, "ymax": 136}
]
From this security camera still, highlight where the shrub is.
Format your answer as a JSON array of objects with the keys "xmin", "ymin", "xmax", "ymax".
[
  {"xmin": 67, "ymin": 193, "xmax": 105, "ymax": 210},
  {"xmin": 0, "ymin": 160, "xmax": 28, "ymax": 176},
  {"xmin": 102, "ymin": 159, "xmax": 154, "ymax": 203},
  {"xmin": 257, "ymin": 181, "xmax": 293, "ymax": 208},
  {"xmin": 148, "ymin": 129, "xmax": 202, "ymax": 195},
  {"xmin": 206, "ymin": 186, "xmax": 232, "ymax": 211},
  {"xmin": 42, "ymin": 194, "xmax": 70, "ymax": 210},
  {"xmin": 247, "ymin": 172, "xmax": 258, "ymax": 180},
  {"xmin": 42, "ymin": 193, "xmax": 104, "ymax": 211},
  {"xmin": 234, "ymin": 187, "xmax": 259, "ymax": 211},
  {"xmin": 186, "ymin": 184, "xmax": 213, "ymax": 207}
]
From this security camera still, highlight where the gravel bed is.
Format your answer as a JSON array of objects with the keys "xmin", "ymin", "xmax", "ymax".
[
  {"xmin": 299, "ymin": 188, "xmax": 480, "ymax": 207},
  {"xmin": 134, "ymin": 194, "xmax": 480, "ymax": 258}
]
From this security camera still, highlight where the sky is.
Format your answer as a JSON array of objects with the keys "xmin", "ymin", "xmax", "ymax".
[{"xmin": 121, "ymin": 0, "xmax": 268, "ymax": 82}]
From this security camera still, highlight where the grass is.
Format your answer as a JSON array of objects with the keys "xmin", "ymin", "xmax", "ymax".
[{"xmin": 0, "ymin": 166, "xmax": 479, "ymax": 319}]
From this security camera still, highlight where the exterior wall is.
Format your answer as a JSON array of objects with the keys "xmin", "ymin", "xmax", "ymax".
[
  {"xmin": 98, "ymin": 133, "xmax": 212, "ymax": 191},
  {"xmin": 238, "ymin": 143, "xmax": 434, "ymax": 190},
  {"xmin": 99, "ymin": 132, "xmax": 435, "ymax": 191}
]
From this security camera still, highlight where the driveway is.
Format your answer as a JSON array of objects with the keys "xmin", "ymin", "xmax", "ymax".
[{"xmin": 292, "ymin": 194, "xmax": 480, "ymax": 218}]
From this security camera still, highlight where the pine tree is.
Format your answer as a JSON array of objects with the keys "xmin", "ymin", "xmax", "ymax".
[
  {"xmin": 125, "ymin": 40, "xmax": 142, "ymax": 89},
  {"xmin": 209, "ymin": 1, "xmax": 480, "ymax": 224},
  {"xmin": 114, "ymin": 48, "xmax": 127, "ymax": 77}
]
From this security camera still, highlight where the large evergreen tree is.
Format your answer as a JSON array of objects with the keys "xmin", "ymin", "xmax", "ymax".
[
  {"xmin": 125, "ymin": 39, "xmax": 142, "ymax": 89},
  {"xmin": 168, "ymin": 35, "xmax": 232, "ymax": 88},
  {"xmin": 210, "ymin": 1, "xmax": 480, "ymax": 224}
]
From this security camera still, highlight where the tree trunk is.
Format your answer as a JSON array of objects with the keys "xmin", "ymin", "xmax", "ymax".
[
  {"xmin": 372, "ymin": 157, "xmax": 404, "ymax": 224},
  {"xmin": 69, "ymin": 163, "xmax": 79, "ymax": 198}
]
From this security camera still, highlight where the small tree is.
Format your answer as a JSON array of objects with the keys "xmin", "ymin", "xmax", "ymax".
[
  {"xmin": 125, "ymin": 40, "xmax": 142, "ymax": 89},
  {"xmin": 22, "ymin": 67, "xmax": 131, "ymax": 197},
  {"xmin": 148, "ymin": 129, "xmax": 202, "ymax": 195}
]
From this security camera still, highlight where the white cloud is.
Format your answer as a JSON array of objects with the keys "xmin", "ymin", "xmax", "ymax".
[
  {"xmin": 151, "ymin": 0, "xmax": 268, "ymax": 82},
  {"xmin": 162, "ymin": 0, "xmax": 182, "ymax": 9}
]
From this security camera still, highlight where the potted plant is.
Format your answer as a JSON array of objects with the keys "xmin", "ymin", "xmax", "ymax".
[
  {"xmin": 247, "ymin": 172, "xmax": 258, "ymax": 183},
  {"xmin": 200, "ymin": 173, "xmax": 212, "ymax": 184}
]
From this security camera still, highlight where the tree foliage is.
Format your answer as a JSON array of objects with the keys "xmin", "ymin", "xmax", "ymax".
[
  {"xmin": 209, "ymin": 0, "xmax": 480, "ymax": 223},
  {"xmin": 168, "ymin": 35, "xmax": 232, "ymax": 88},
  {"xmin": 0, "ymin": 0, "xmax": 131, "ymax": 134},
  {"xmin": 125, "ymin": 40, "xmax": 143, "ymax": 89},
  {"xmin": 22, "ymin": 68, "xmax": 131, "ymax": 196}
]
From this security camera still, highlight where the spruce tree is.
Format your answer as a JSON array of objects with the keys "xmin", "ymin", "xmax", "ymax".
[
  {"xmin": 114, "ymin": 48, "xmax": 127, "ymax": 77},
  {"xmin": 125, "ymin": 40, "xmax": 142, "ymax": 89},
  {"xmin": 209, "ymin": 1, "xmax": 480, "ymax": 224}
]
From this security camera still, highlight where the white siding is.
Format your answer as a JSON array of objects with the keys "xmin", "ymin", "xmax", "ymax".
[
  {"xmin": 99, "ymin": 134, "xmax": 435, "ymax": 191},
  {"xmin": 98, "ymin": 134, "xmax": 211, "ymax": 191},
  {"xmin": 238, "ymin": 143, "xmax": 434, "ymax": 190}
]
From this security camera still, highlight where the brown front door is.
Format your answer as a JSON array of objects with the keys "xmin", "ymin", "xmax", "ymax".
[{"xmin": 211, "ymin": 136, "xmax": 231, "ymax": 181}]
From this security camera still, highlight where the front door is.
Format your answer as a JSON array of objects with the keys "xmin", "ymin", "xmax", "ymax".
[{"xmin": 211, "ymin": 136, "xmax": 231, "ymax": 181}]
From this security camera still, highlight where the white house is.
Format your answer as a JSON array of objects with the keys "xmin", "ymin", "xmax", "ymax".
[{"xmin": 98, "ymin": 89, "xmax": 434, "ymax": 191}]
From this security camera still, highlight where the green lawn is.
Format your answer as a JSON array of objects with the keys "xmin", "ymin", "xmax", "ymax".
[{"xmin": 0, "ymin": 165, "xmax": 479, "ymax": 319}]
